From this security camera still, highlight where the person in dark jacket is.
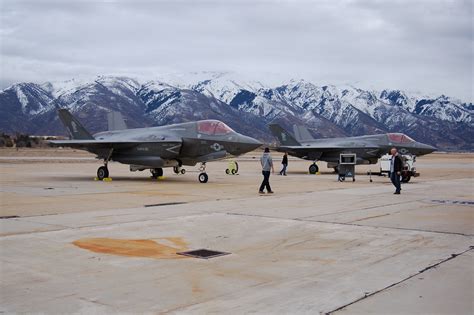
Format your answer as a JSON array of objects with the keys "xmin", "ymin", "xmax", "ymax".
[
  {"xmin": 279, "ymin": 152, "xmax": 288, "ymax": 176},
  {"xmin": 390, "ymin": 148, "xmax": 403, "ymax": 194}
]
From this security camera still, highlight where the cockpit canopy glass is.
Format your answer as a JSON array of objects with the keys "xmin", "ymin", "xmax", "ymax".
[
  {"xmin": 197, "ymin": 120, "xmax": 234, "ymax": 136},
  {"xmin": 387, "ymin": 133, "xmax": 415, "ymax": 144}
]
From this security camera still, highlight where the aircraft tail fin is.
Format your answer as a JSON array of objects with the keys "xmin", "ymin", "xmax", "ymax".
[
  {"xmin": 107, "ymin": 111, "xmax": 127, "ymax": 131},
  {"xmin": 57, "ymin": 109, "xmax": 94, "ymax": 140},
  {"xmin": 293, "ymin": 125, "xmax": 315, "ymax": 142},
  {"xmin": 268, "ymin": 124, "xmax": 301, "ymax": 146}
]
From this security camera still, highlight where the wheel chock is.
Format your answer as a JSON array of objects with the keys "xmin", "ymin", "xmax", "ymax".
[
  {"xmin": 316, "ymin": 172, "xmax": 321, "ymax": 175},
  {"xmin": 158, "ymin": 176, "xmax": 165, "ymax": 180},
  {"xmin": 94, "ymin": 177, "xmax": 112, "ymax": 181}
]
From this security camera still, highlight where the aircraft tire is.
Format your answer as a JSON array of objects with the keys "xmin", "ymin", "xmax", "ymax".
[
  {"xmin": 97, "ymin": 166, "xmax": 109, "ymax": 180},
  {"xmin": 231, "ymin": 169, "xmax": 237, "ymax": 175},
  {"xmin": 309, "ymin": 164, "xmax": 319, "ymax": 174},
  {"xmin": 173, "ymin": 166, "xmax": 179, "ymax": 174},
  {"xmin": 225, "ymin": 169, "xmax": 230, "ymax": 174},
  {"xmin": 180, "ymin": 169, "xmax": 186, "ymax": 175},
  {"xmin": 198, "ymin": 173, "xmax": 208, "ymax": 183},
  {"xmin": 402, "ymin": 175, "xmax": 411, "ymax": 183},
  {"xmin": 151, "ymin": 168, "xmax": 163, "ymax": 178}
]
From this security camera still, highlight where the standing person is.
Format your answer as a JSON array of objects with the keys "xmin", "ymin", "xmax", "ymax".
[
  {"xmin": 280, "ymin": 152, "xmax": 288, "ymax": 176},
  {"xmin": 390, "ymin": 147, "xmax": 403, "ymax": 194},
  {"xmin": 259, "ymin": 148, "xmax": 274, "ymax": 194}
]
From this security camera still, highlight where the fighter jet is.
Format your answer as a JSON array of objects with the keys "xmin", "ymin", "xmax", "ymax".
[
  {"xmin": 269, "ymin": 124, "xmax": 436, "ymax": 174},
  {"xmin": 49, "ymin": 109, "xmax": 262, "ymax": 183}
]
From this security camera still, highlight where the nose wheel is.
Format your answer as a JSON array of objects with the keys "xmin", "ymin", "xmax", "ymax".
[
  {"xmin": 198, "ymin": 162, "xmax": 208, "ymax": 183},
  {"xmin": 198, "ymin": 173, "xmax": 208, "ymax": 183}
]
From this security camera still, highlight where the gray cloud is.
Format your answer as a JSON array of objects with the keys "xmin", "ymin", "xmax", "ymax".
[{"xmin": 0, "ymin": 0, "xmax": 472, "ymax": 101}]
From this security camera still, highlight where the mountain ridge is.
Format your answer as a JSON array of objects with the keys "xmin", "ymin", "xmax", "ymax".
[{"xmin": 0, "ymin": 74, "xmax": 472, "ymax": 151}]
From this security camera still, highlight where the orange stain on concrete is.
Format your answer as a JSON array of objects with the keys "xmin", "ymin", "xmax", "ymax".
[{"xmin": 73, "ymin": 237, "xmax": 188, "ymax": 259}]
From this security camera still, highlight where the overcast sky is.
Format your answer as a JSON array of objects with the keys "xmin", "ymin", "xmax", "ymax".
[{"xmin": 0, "ymin": 0, "xmax": 472, "ymax": 101}]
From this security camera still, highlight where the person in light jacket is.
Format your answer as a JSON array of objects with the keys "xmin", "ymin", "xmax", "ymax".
[{"xmin": 259, "ymin": 148, "xmax": 274, "ymax": 194}]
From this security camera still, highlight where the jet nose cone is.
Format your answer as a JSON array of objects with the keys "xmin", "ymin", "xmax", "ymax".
[
  {"xmin": 241, "ymin": 135, "xmax": 262, "ymax": 152},
  {"xmin": 428, "ymin": 144, "xmax": 437, "ymax": 152},
  {"xmin": 426, "ymin": 144, "xmax": 437, "ymax": 154},
  {"xmin": 419, "ymin": 143, "xmax": 437, "ymax": 155}
]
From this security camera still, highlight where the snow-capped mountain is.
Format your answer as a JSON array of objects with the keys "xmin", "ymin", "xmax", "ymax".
[{"xmin": 0, "ymin": 74, "xmax": 472, "ymax": 150}]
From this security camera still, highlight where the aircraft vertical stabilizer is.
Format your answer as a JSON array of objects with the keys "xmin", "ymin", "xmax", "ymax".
[
  {"xmin": 268, "ymin": 124, "xmax": 301, "ymax": 146},
  {"xmin": 293, "ymin": 125, "xmax": 315, "ymax": 142},
  {"xmin": 57, "ymin": 109, "xmax": 94, "ymax": 140},
  {"xmin": 107, "ymin": 111, "xmax": 127, "ymax": 131}
]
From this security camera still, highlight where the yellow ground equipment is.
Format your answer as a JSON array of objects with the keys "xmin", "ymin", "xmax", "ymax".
[{"xmin": 225, "ymin": 161, "xmax": 239, "ymax": 175}]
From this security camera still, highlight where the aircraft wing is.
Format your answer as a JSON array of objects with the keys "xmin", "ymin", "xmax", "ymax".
[
  {"xmin": 277, "ymin": 144, "xmax": 381, "ymax": 160},
  {"xmin": 49, "ymin": 139, "xmax": 182, "ymax": 150},
  {"xmin": 278, "ymin": 144, "xmax": 380, "ymax": 151}
]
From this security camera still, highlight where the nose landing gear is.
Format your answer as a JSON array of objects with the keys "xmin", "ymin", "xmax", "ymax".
[{"xmin": 198, "ymin": 162, "xmax": 208, "ymax": 183}]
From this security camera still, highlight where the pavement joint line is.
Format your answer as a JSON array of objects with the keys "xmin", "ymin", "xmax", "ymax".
[
  {"xmin": 326, "ymin": 247, "xmax": 474, "ymax": 314},
  {"xmin": 10, "ymin": 218, "xmax": 70, "ymax": 229},
  {"xmin": 298, "ymin": 198, "xmax": 425, "ymax": 219},
  {"xmin": 160, "ymin": 278, "xmax": 276, "ymax": 314},
  {"xmin": 304, "ymin": 219, "xmax": 474, "ymax": 237},
  {"xmin": 347, "ymin": 212, "xmax": 395, "ymax": 223},
  {"xmin": 3, "ymin": 206, "xmax": 472, "ymax": 239},
  {"xmin": 0, "ymin": 212, "xmax": 222, "ymax": 238},
  {"xmin": 225, "ymin": 212, "xmax": 474, "ymax": 237}
]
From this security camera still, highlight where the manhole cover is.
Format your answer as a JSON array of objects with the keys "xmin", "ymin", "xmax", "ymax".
[{"xmin": 177, "ymin": 249, "xmax": 230, "ymax": 259}]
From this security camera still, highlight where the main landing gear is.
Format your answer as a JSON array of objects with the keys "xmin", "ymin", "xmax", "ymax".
[
  {"xmin": 97, "ymin": 165, "xmax": 109, "ymax": 180},
  {"xmin": 198, "ymin": 162, "xmax": 208, "ymax": 183},
  {"xmin": 309, "ymin": 163, "xmax": 319, "ymax": 174},
  {"xmin": 97, "ymin": 149, "xmax": 113, "ymax": 180},
  {"xmin": 150, "ymin": 168, "xmax": 164, "ymax": 179}
]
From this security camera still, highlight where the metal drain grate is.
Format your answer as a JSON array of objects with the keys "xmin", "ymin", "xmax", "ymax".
[{"xmin": 177, "ymin": 249, "xmax": 230, "ymax": 259}]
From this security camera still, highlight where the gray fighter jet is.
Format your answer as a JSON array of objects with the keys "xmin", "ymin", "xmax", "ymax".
[
  {"xmin": 269, "ymin": 124, "xmax": 436, "ymax": 174},
  {"xmin": 50, "ymin": 109, "xmax": 262, "ymax": 183}
]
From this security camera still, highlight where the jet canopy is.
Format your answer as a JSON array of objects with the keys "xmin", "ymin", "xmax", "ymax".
[
  {"xmin": 387, "ymin": 133, "xmax": 415, "ymax": 144},
  {"xmin": 197, "ymin": 120, "xmax": 234, "ymax": 136}
]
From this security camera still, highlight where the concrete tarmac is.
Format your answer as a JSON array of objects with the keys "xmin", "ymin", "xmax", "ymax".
[{"xmin": 0, "ymin": 148, "xmax": 473, "ymax": 314}]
